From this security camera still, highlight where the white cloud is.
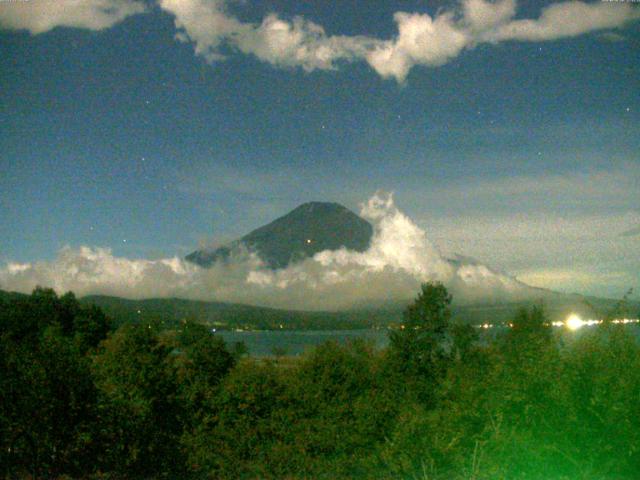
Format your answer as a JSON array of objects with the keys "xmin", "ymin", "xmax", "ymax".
[
  {"xmin": 159, "ymin": 0, "xmax": 640, "ymax": 82},
  {"xmin": 0, "ymin": 246, "xmax": 195, "ymax": 299},
  {"xmin": 314, "ymin": 192, "xmax": 454, "ymax": 280},
  {"xmin": 159, "ymin": 0, "xmax": 378, "ymax": 68},
  {"xmin": 4, "ymin": 189, "xmax": 635, "ymax": 306},
  {"xmin": 234, "ymin": 14, "xmax": 377, "ymax": 71},
  {"xmin": 423, "ymin": 209, "xmax": 640, "ymax": 299},
  {"xmin": 365, "ymin": 11, "xmax": 469, "ymax": 82},
  {"xmin": 3, "ymin": 1, "xmax": 638, "ymax": 81},
  {"xmin": 0, "ymin": 193, "xmax": 535, "ymax": 310},
  {"xmin": 491, "ymin": 1, "xmax": 640, "ymax": 42},
  {"xmin": 0, "ymin": 0, "xmax": 146, "ymax": 34},
  {"xmin": 398, "ymin": 165, "xmax": 640, "ymax": 299},
  {"xmin": 463, "ymin": 0, "xmax": 516, "ymax": 32},
  {"xmin": 158, "ymin": 0, "xmax": 246, "ymax": 61},
  {"xmin": 517, "ymin": 268, "xmax": 636, "ymax": 298}
]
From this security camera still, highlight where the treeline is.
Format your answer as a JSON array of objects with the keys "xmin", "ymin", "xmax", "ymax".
[
  {"xmin": 1, "ymin": 285, "xmax": 640, "ymax": 479},
  {"xmin": 80, "ymin": 295, "xmax": 397, "ymax": 331}
]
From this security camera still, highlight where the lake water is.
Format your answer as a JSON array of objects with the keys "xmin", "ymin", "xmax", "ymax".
[{"xmin": 218, "ymin": 323, "xmax": 640, "ymax": 356}]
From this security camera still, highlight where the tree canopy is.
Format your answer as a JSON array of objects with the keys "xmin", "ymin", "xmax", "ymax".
[{"xmin": 2, "ymin": 285, "xmax": 640, "ymax": 479}]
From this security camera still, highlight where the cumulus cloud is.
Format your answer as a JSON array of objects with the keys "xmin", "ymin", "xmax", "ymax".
[
  {"xmin": 517, "ymin": 267, "xmax": 636, "ymax": 297},
  {"xmin": 463, "ymin": 0, "xmax": 516, "ymax": 32},
  {"xmin": 2, "ymin": 1, "xmax": 638, "ymax": 81},
  {"xmin": 365, "ymin": 11, "xmax": 469, "ymax": 81},
  {"xmin": 159, "ymin": 0, "xmax": 378, "ymax": 69},
  {"xmin": 158, "ymin": 0, "xmax": 640, "ymax": 82},
  {"xmin": 157, "ymin": 0, "xmax": 246, "ymax": 62},
  {"xmin": 421, "ymin": 206, "xmax": 640, "ymax": 300},
  {"xmin": 234, "ymin": 14, "xmax": 378, "ymax": 71},
  {"xmin": 0, "ymin": 193, "xmax": 535, "ymax": 310},
  {"xmin": 0, "ymin": 0, "xmax": 146, "ymax": 34},
  {"xmin": 0, "ymin": 246, "xmax": 195, "ymax": 299},
  {"xmin": 490, "ymin": 1, "xmax": 640, "ymax": 42},
  {"xmin": 404, "ymin": 165, "xmax": 640, "ymax": 299}
]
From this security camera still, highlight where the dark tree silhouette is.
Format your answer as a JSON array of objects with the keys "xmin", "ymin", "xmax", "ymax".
[{"xmin": 388, "ymin": 282, "xmax": 452, "ymax": 404}]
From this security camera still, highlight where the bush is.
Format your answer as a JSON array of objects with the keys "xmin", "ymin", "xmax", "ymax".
[{"xmin": 2, "ymin": 285, "xmax": 640, "ymax": 479}]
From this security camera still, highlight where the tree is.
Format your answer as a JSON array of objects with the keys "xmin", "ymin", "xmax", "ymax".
[
  {"xmin": 170, "ymin": 320, "xmax": 236, "ymax": 413},
  {"xmin": 91, "ymin": 323, "xmax": 186, "ymax": 477},
  {"xmin": 501, "ymin": 304, "xmax": 553, "ymax": 361},
  {"xmin": 450, "ymin": 322, "xmax": 479, "ymax": 361},
  {"xmin": 388, "ymin": 282, "xmax": 452, "ymax": 404},
  {"xmin": 0, "ymin": 288, "xmax": 104, "ymax": 478}
]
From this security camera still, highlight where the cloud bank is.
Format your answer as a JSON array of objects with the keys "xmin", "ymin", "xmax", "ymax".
[
  {"xmin": 1, "ymin": 1, "xmax": 638, "ymax": 81},
  {"xmin": 0, "ymin": 0, "xmax": 147, "ymax": 34},
  {"xmin": 0, "ymin": 193, "xmax": 536, "ymax": 310},
  {"xmin": 159, "ymin": 0, "xmax": 640, "ymax": 82}
]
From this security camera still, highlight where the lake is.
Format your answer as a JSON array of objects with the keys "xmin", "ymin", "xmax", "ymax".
[{"xmin": 218, "ymin": 323, "xmax": 640, "ymax": 356}]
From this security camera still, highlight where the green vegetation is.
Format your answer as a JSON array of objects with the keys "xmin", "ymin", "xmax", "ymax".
[
  {"xmin": 80, "ymin": 294, "xmax": 397, "ymax": 330},
  {"xmin": 2, "ymin": 284, "xmax": 640, "ymax": 479},
  {"xmin": 79, "ymin": 292, "xmax": 640, "ymax": 332}
]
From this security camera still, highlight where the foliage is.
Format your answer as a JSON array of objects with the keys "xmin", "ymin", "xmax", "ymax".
[
  {"xmin": 0, "ymin": 288, "xmax": 108, "ymax": 478},
  {"xmin": 2, "ymin": 285, "xmax": 640, "ymax": 479},
  {"xmin": 387, "ymin": 281, "xmax": 452, "ymax": 404}
]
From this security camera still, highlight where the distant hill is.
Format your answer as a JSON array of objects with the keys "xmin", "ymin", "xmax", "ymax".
[
  {"xmin": 0, "ymin": 289, "xmax": 28, "ymax": 302},
  {"xmin": 80, "ymin": 293, "xmax": 639, "ymax": 331},
  {"xmin": 2, "ymin": 288, "xmax": 637, "ymax": 331},
  {"xmin": 80, "ymin": 294, "xmax": 396, "ymax": 330},
  {"xmin": 186, "ymin": 201, "xmax": 373, "ymax": 269}
]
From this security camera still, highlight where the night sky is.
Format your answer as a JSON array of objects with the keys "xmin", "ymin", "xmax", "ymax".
[{"xmin": 1, "ymin": 0, "xmax": 639, "ymax": 300}]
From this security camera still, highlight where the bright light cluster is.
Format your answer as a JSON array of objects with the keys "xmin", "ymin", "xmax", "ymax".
[
  {"xmin": 566, "ymin": 313, "xmax": 585, "ymax": 331},
  {"xmin": 552, "ymin": 313, "xmax": 640, "ymax": 330},
  {"xmin": 472, "ymin": 314, "xmax": 640, "ymax": 330}
]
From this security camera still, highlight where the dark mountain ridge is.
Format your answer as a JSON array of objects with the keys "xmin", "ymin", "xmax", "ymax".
[
  {"xmin": 2, "ymin": 288, "xmax": 637, "ymax": 331},
  {"xmin": 186, "ymin": 201, "xmax": 373, "ymax": 269}
]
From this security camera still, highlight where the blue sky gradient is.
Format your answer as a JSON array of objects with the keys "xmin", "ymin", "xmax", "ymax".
[{"xmin": 1, "ymin": 0, "xmax": 639, "ymax": 298}]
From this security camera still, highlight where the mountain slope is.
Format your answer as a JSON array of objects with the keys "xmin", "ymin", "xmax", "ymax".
[
  {"xmin": 3, "ymin": 288, "xmax": 636, "ymax": 331},
  {"xmin": 186, "ymin": 202, "xmax": 373, "ymax": 269},
  {"xmin": 80, "ymin": 293, "xmax": 638, "ymax": 330},
  {"xmin": 80, "ymin": 294, "xmax": 396, "ymax": 330}
]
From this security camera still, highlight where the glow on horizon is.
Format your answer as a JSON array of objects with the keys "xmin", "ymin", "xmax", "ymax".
[
  {"xmin": 566, "ymin": 313, "xmax": 585, "ymax": 331},
  {"xmin": 471, "ymin": 316, "xmax": 640, "ymax": 330}
]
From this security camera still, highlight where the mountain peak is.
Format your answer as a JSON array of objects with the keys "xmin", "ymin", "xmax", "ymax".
[
  {"xmin": 292, "ymin": 201, "xmax": 347, "ymax": 210},
  {"xmin": 186, "ymin": 201, "xmax": 373, "ymax": 269}
]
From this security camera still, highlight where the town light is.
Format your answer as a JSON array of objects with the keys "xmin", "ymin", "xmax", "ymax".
[{"xmin": 566, "ymin": 313, "xmax": 584, "ymax": 331}]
